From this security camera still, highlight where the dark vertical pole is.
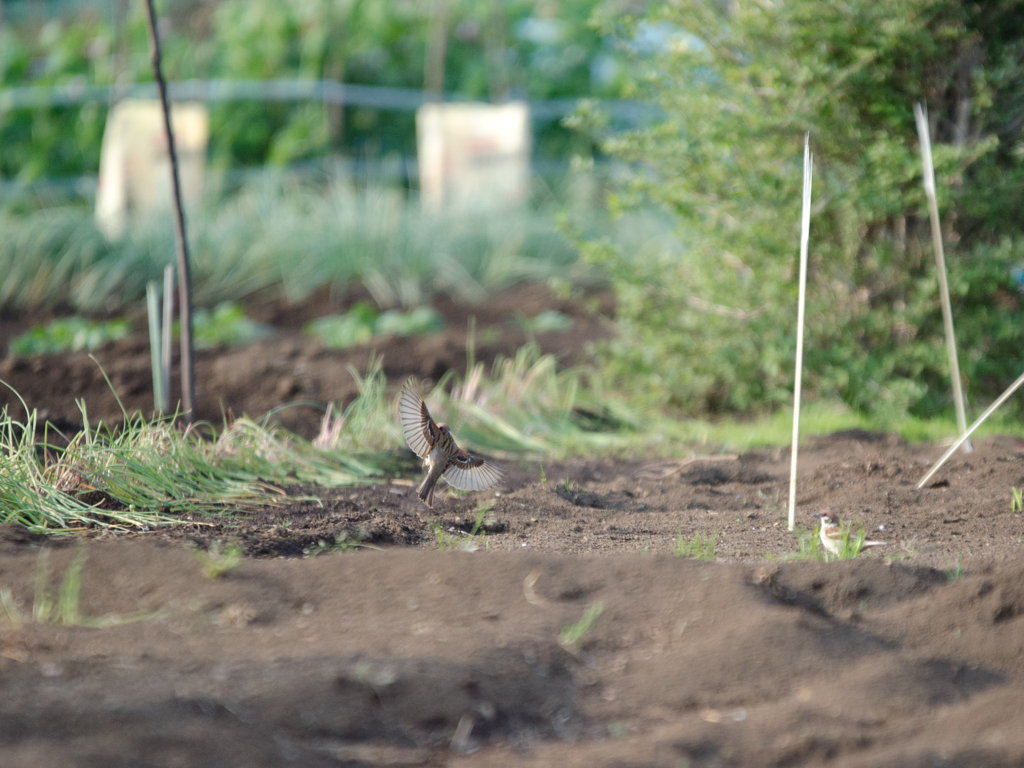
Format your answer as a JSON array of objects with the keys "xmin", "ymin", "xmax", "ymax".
[{"xmin": 142, "ymin": 0, "xmax": 196, "ymax": 423}]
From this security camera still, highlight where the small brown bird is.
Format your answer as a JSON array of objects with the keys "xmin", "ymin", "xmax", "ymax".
[
  {"xmin": 816, "ymin": 510, "xmax": 885, "ymax": 557},
  {"xmin": 399, "ymin": 385, "xmax": 503, "ymax": 508}
]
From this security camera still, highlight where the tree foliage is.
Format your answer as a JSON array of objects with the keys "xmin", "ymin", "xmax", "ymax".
[
  {"xmin": 587, "ymin": 0, "xmax": 1024, "ymax": 420},
  {"xmin": 0, "ymin": 0, "xmax": 628, "ymax": 180}
]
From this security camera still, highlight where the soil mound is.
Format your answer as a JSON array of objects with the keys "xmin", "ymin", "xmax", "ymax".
[{"xmin": 2, "ymin": 542, "xmax": 1024, "ymax": 766}]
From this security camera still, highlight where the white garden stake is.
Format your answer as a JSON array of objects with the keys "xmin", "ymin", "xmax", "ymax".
[
  {"xmin": 917, "ymin": 368, "xmax": 1024, "ymax": 488},
  {"xmin": 914, "ymin": 102, "xmax": 971, "ymax": 453},
  {"xmin": 788, "ymin": 133, "xmax": 813, "ymax": 532}
]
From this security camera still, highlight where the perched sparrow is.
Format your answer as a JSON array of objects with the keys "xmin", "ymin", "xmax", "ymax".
[
  {"xmin": 816, "ymin": 510, "xmax": 885, "ymax": 557},
  {"xmin": 398, "ymin": 386, "xmax": 503, "ymax": 508}
]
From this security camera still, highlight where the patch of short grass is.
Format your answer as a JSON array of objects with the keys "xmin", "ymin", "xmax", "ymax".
[
  {"xmin": 559, "ymin": 602, "xmax": 605, "ymax": 652},
  {"xmin": 945, "ymin": 552, "xmax": 965, "ymax": 581},
  {"xmin": 1, "ymin": 548, "xmax": 157, "ymax": 628},
  {"xmin": 773, "ymin": 525, "xmax": 824, "ymax": 562},
  {"xmin": 826, "ymin": 521, "xmax": 871, "ymax": 561},
  {"xmin": 434, "ymin": 502, "xmax": 492, "ymax": 552},
  {"xmin": 0, "ymin": 386, "xmax": 384, "ymax": 533},
  {"xmin": 782, "ymin": 520, "xmax": 873, "ymax": 562},
  {"xmin": 669, "ymin": 402, "xmax": 1024, "ymax": 453},
  {"xmin": 303, "ymin": 530, "xmax": 378, "ymax": 556},
  {"xmin": 191, "ymin": 541, "xmax": 245, "ymax": 579},
  {"xmin": 673, "ymin": 531, "xmax": 717, "ymax": 560}
]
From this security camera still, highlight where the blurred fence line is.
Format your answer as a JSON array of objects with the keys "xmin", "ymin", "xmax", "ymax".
[
  {"xmin": 0, "ymin": 78, "xmax": 657, "ymax": 122},
  {"xmin": 0, "ymin": 154, "xmax": 616, "ymax": 201},
  {"xmin": 0, "ymin": 78, "xmax": 652, "ymax": 200}
]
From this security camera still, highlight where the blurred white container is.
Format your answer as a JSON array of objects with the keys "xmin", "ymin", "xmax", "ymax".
[
  {"xmin": 95, "ymin": 99, "xmax": 208, "ymax": 240},
  {"xmin": 416, "ymin": 101, "xmax": 530, "ymax": 213}
]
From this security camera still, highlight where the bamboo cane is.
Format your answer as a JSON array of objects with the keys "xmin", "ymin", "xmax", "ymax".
[
  {"xmin": 788, "ymin": 134, "xmax": 813, "ymax": 532},
  {"xmin": 914, "ymin": 102, "xmax": 970, "ymax": 453}
]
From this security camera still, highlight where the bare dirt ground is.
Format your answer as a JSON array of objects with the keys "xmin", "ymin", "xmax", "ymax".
[
  {"xmin": 0, "ymin": 283, "xmax": 614, "ymax": 438},
  {"xmin": 2, "ymin": 285, "xmax": 1024, "ymax": 766}
]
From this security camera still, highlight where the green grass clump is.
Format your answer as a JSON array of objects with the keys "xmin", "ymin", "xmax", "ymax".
[
  {"xmin": 9, "ymin": 317, "xmax": 131, "ymax": 356},
  {"xmin": 0, "ymin": 383, "xmax": 386, "ymax": 533},
  {"xmin": 1, "ymin": 548, "xmax": 155, "ymax": 628},
  {"xmin": 303, "ymin": 531, "xmax": 377, "ymax": 557},
  {"xmin": 32, "ymin": 547, "xmax": 87, "ymax": 624},
  {"xmin": 945, "ymin": 553, "xmax": 965, "ymax": 581},
  {"xmin": 773, "ymin": 525, "xmax": 824, "ymax": 562},
  {"xmin": 434, "ymin": 503, "xmax": 492, "ymax": 552},
  {"xmin": 191, "ymin": 542, "xmax": 245, "ymax": 579},
  {"xmin": 673, "ymin": 531, "xmax": 717, "ymax": 560},
  {"xmin": 559, "ymin": 602, "xmax": 605, "ymax": 651},
  {"xmin": 1012, "ymin": 487, "xmax": 1023, "ymax": 514},
  {"xmin": 826, "ymin": 521, "xmax": 871, "ymax": 561},
  {"xmin": 413, "ymin": 344, "xmax": 643, "ymax": 459},
  {"xmin": 778, "ymin": 521, "xmax": 872, "ymax": 562},
  {"xmin": 313, "ymin": 356, "xmax": 404, "ymax": 455}
]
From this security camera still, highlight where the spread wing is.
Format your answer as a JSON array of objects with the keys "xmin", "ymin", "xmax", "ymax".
[
  {"xmin": 399, "ymin": 387, "xmax": 437, "ymax": 459},
  {"xmin": 443, "ymin": 449, "xmax": 504, "ymax": 491}
]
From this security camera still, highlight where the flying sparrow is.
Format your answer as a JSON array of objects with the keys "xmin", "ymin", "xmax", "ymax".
[
  {"xmin": 816, "ymin": 510, "xmax": 885, "ymax": 557},
  {"xmin": 398, "ymin": 385, "xmax": 503, "ymax": 508}
]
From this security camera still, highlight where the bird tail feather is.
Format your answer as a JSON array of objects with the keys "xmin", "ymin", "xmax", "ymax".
[{"xmin": 418, "ymin": 475, "xmax": 435, "ymax": 508}]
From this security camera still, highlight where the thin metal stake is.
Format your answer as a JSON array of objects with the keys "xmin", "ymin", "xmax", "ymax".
[
  {"xmin": 143, "ymin": 0, "xmax": 196, "ymax": 423},
  {"xmin": 914, "ymin": 102, "xmax": 970, "ymax": 452},
  {"xmin": 788, "ymin": 133, "xmax": 813, "ymax": 532}
]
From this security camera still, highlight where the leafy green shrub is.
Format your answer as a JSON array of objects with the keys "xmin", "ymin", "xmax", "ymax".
[
  {"xmin": 585, "ymin": 0, "xmax": 1024, "ymax": 421},
  {"xmin": 9, "ymin": 316, "xmax": 131, "ymax": 356}
]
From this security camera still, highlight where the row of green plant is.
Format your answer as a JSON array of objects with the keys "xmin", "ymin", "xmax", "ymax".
[
  {"xmin": 0, "ymin": 171, "xmax": 579, "ymax": 313},
  {"xmin": 1, "ymin": 0, "xmax": 627, "ymax": 181},
  {"xmin": 305, "ymin": 302, "xmax": 444, "ymax": 349},
  {"xmin": 0, "ymin": 376, "xmax": 390, "ymax": 532},
  {"xmin": 8, "ymin": 334, "xmax": 1024, "ymax": 534},
  {"xmin": 7, "ymin": 300, "xmax": 448, "ymax": 357},
  {"xmin": 582, "ymin": 0, "xmax": 1024, "ymax": 423}
]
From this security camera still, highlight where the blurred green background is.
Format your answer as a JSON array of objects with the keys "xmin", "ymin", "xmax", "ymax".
[{"xmin": 3, "ymin": 0, "xmax": 1024, "ymax": 427}]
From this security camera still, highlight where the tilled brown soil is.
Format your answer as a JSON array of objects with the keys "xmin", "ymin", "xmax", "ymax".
[
  {"xmin": 2, "ymin": 535, "xmax": 1024, "ymax": 767},
  {"xmin": 2, "ymin": 435, "xmax": 1024, "ymax": 766},
  {"xmin": 0, "ymin": 283, "xmax": 614, "ymax": 438},
  {"xmin": 3, "ymin": 285, "xmax": 1024, "ymax": 765},
  {"xmin": 135, "ymin": 431, "xmax": 1024, "ymax": 574}
]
